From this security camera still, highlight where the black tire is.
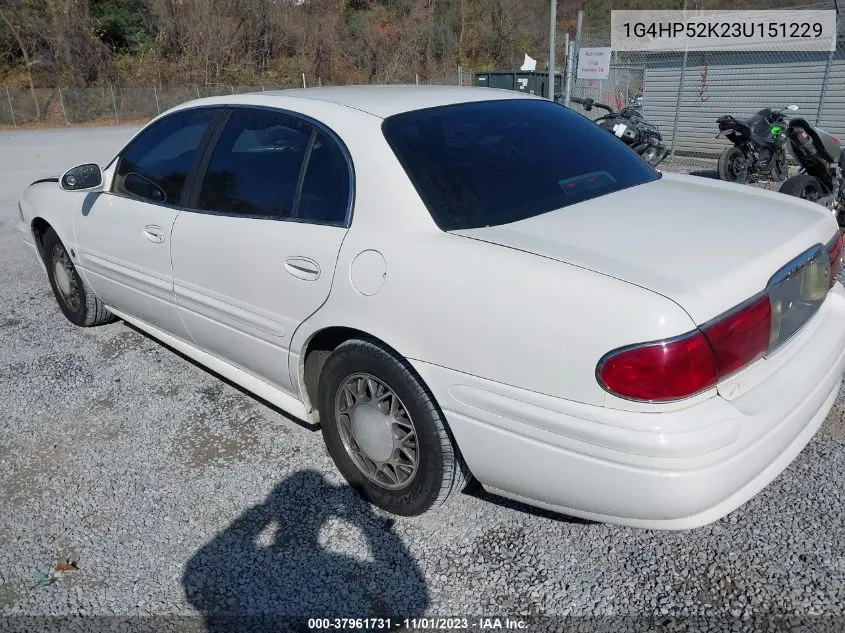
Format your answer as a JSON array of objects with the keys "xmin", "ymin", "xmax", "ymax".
[
  {"xmin": 42, "ymin": 227, "xmax": 115, "ymax": 327},
  {"xmin": 779, "ymin": 174, "xmax": 825, "ymax": 203},
  {"xmin": 718, "ymin": 146, "xmax": 748, "ymax": 184},
  {"xmin": 318, "ymin": 339, "xmax": 470, "ymax": 516},
  {"xmin": 771, "ymin": 150, "xmax": 789, "ymax": 182}
]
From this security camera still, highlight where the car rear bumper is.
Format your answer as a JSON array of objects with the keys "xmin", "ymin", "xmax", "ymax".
[{"xmin": 410, "ymin": 285, "xmax": 845, "ymax": 530}]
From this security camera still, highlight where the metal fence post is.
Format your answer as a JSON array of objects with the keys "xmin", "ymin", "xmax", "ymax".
[
  {"xmin": 415, "ymin": 73, "xmax": 419, "ymax": 85},
  {"xmin": 302, "ymin": 73, "xmax": 306, "ymax": 88},
  {"xmin": 5, "ymin": 86, "xmax": 16, "ymax": 127},
  {"xmin": 817, "ymin": 48, "xmax": 834, "ymax": 126},
  {"xmin": 564, "ymin": 39, "xmax": 575, "ymax": 107},
  {"xmin": 109, "ymin": 82, "xmax": 119, "ymax": 124},
  {"xmin": 153, "ymin": 84, "xmax": 160, "ymax": 114},
  {"xmin": 196, "ymin": 85, "xmax": 201, "ymax": 99},
  {"xmin": 669, "ymin": 45, "xmax": 689, "ymax": 160},
  {"xmin": 573, "ymin": 11, "xmax": 583, "ymax": 67},
  {"xmin": 57, "ymin": 86, "xmax": 68, "ymax": 125}
]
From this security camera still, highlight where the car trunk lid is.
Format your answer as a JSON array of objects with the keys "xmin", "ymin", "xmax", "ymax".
[{"xmin": 451, "ymin": 172, "xmax": 837, "ymax": 325}]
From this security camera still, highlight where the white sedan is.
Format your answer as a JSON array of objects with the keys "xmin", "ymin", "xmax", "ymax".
[{"xmin": 16, "ymin": 86, "xmax": 845, "ymax": 529}]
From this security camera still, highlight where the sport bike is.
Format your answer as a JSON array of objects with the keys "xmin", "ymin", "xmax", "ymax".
[
  {"xmin": 715, "ymin": 105, "xmax": 798, "ymax": 184},
  {"xmin": 570, "ymin": 96, "xmax": 669, "ymax": 167},
  {"xmin": 779, "ymin": 117, "xmax": 845, "ymax": 226}
]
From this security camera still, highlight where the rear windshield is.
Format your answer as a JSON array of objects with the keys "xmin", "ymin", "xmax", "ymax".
[{"xmin": 382, "ymin": 98, "xmax": 660, "ymax": 231}]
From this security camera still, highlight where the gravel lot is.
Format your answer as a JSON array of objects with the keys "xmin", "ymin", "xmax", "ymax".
[{"xmin": 1, "ymin": 126, "xmax": 844, "ymax": 632}]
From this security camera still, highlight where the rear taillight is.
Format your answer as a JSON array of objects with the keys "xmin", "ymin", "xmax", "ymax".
[
  {"xmin": 599, "ymin": 239, "xmax": 840, "ymax": 402},
  {"xmin": 700, "ymin": 296, "xmax": 771, "ymax": 378},
  {"xmin": 827, "ymin": 231, "xmax": 842, "ymax": 288},
  {"xmin": 598, "ymin": 332, "xmax": 717, "ymax": 402},
  {"xmin": 599, "ymin": 297, "xmax": 770, "ymax": 402}
]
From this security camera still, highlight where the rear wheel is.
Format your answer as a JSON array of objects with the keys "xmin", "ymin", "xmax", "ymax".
[
  {"xmin": 718, "ymin": 146, "xmax": 748, "ymax": 184},
  {"xmin": 318, "ymin": 339, "xmax": 470, "ymax": 516},
  {"xmin": 779, "ymin": 174, "xmax": 825, "ymax": 203},
  {"xmin": 42, "ymin": 228, "xmax": 115, "ymax": 327}
]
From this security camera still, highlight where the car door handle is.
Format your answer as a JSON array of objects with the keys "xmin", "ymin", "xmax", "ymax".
[
  {"xmin": 143, "ymin": 225, "xmax": 165, "ymax": 244},
  {"xmin": 284, "ymin": 257, "xmax": 321, "ymax": 281}
]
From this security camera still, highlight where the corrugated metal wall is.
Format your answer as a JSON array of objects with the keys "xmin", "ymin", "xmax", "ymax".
[{"xmin": 639, "ymin": 51, "xmax": 845, "ymax": 156}]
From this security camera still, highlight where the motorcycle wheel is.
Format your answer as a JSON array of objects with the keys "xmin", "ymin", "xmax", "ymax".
[
  {"xmin": 770, "ymin": 151, "xmax": 789, "ymax": 182},
  {"xmin": 779, "ymin": 174, "xmax": 825, "ymax": 203},
  {"xmin": 640, "ymin": 146, "xmax": 660, "ymax": 166},
  {"xmin": 718, "ymin": 146, "xmax": 748, "ymax": 184}
]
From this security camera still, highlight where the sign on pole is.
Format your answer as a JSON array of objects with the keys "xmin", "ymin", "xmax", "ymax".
[{"xmin": 577, "ymin": 47, "xmax": 612, "ymax": 80}]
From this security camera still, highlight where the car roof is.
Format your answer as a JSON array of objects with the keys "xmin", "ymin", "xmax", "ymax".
[{"xmin": 185, "ymin": 85, "xmax": 542, "ymax": 119}]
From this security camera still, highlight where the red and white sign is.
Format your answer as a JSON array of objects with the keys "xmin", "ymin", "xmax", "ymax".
[{"xmin": 577, "ymin": 47, "xmax": 612, "ymax": 80}]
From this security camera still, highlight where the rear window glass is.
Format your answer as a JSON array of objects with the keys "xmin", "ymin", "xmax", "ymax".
[{"xmin": 381, "ymin": 99, "xmax": 660, "ymax": 231}]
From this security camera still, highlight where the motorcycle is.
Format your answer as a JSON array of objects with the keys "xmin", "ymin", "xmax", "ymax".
[
  {"xmin": 778, "ymin": 117, "xmax": 845, "ymax": 226},
  {"xmin": 715, "ymin": 105, "xmax": 797, "ymax": 184},
  {"xmin": 570, "ymin": 96, "xmax": 669, "ymax": 167}
]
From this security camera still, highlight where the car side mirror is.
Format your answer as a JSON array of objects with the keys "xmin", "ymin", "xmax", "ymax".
[
  {"xmin": 60, "ymin": 163, "xmax": 103, "ymax": 192},
  {"xmin": 787, "ymin": 104, "xmax": 799, "ymax": 112}
]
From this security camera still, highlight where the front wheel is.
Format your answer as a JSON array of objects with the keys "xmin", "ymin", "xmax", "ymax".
[
  {"xmin": 779, "ymin": 174, "xmax": 825, "ymax": 203},
  {"xmin": 770, "ymin": 150, "xmax": 789, "ymax": 182},
  {"xmin": 718, "ymin": 146, "xmax": 749, "ymax": 184},
  {"xmin": 318, "ymin": 339, "xmax": 470, "ymax": 516},
  {"xmin": 42, "ymin": 228, "xmax": 115, "ymax": 327}
]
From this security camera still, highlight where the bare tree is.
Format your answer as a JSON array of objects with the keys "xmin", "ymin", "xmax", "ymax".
[{"xmin": 0, "ymin": 6, "xmax": 39, "ymax": 119}]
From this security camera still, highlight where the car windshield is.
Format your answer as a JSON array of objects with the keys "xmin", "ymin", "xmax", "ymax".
[{"xmin": 382, "ymin": 98, "xmax": 660, "ymax": 231}]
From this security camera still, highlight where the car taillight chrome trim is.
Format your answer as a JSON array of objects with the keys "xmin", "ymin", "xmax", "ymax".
[
  {"xmin": 595, "ymin": 328, "xmax": 718, "ymax": 403},
  {"xmin": 826, "ymin": 231, "xmax": 843, "ymax": 289},
  {"xmin": 597, "ymin": 238, "xmax": 839, "ymax": 403}
]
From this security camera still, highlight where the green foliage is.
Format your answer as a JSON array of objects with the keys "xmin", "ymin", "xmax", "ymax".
[{"xmin": 89, "ymin": 0, "xmax": 153, "ymax": 54}]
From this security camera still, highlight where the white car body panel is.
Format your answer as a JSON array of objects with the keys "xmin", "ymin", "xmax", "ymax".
[
  {"xmin": 171, "ymin": 212, "xmax": 347, "ymax": 392},
  {"xmin": 16, "ymin": 85, "xmax": 845, "ymax": 529},
  {"xmin": 453, "ymin": 172, "xmax": 836, "ymax": 325},
  {"xmin": 74, "ymin": 191, "xmax": 189, "ymax": 339}
]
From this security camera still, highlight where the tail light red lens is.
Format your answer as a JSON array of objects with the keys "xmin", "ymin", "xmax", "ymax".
[
  {"xmin": 599, "ymin": 296, "xmax": 771, "ymax": 402},
  {"xmin": 600, "ymin": 237, "xmax": 840, "ymax": 402},
  {"xmin": 827, "ymin": 231, "xmax": 843, "ymax": 288},
  {"xmin": 598, "ymin": 332, "xmax": 718, "ymax": 402},
  {"xmin": 700, "ymin": 296, "xmax": 771, "ymax": 379}
]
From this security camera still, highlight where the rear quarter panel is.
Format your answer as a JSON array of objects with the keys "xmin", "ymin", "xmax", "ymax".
[{"xmin": 289, "ymin": 114, "xmax": 699, "ymax": 409}]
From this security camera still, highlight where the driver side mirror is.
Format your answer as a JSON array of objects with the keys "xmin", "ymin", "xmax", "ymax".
[
  {"xmin": 787, "ymin": 104, "xmax": 799, "ymax": 112},
  {"xmin": 60, "ymin": 163, "xmax": 103, "ymax": 192}
]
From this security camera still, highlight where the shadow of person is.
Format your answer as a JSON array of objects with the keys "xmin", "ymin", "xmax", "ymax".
[{"xmin": 182, "ymin": 470, "xmax": 428, "ymax": 633}]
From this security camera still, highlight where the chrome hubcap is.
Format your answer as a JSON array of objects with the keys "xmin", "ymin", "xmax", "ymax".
[
  {"xmin": 51, "ymin": 245, "xmax": 80, "ymax": 311},
  {"xmin": 54, "ymin": 261, "xmax": 72, "ymax": 296},
  {"xmin": 334, "ymin": 373, "xmax": 419, "ymax": 490}
]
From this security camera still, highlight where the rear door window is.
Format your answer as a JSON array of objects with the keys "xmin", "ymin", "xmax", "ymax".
[{"xmin": 382, "ymin": 99, "xmax": 660, "ymax": 231}]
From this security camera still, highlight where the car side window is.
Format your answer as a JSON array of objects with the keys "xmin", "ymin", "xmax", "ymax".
[
  {"xmin": 296, "ymin": 129, "xmax": 351, "ymax": 225},
  {"xmin": 114, "ymin": 108, "xmax": 217, "ymax": 205},
  {"xmin": 196, "ymin": 109, "xmax": 312, "ymax": 218}
]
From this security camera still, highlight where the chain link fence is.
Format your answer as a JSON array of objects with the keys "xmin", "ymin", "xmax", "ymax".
[
  {"xmin": 0, "ymin": 66, "xmax": 475, "ymax": 128},
  {"xmin": 565, "ymin": 4, "xmax": 845, "ymax": 169}
]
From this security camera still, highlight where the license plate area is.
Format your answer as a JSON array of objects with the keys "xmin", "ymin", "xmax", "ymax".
[{"xmin": 766, "ymin": 244, "xmax": 829, "ymax": 355}]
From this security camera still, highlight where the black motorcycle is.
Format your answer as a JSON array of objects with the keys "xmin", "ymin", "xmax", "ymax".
[
  {"xmin": 570, "ymin": 96, "xmax": 669, "ymax": 167},
  {"xmin": 779, "ymin": 117, "xmax": 844, "ymax": 226},
  {"xmin": 715, "ymin": 105, "xmax": 797, "ymax": 184}
]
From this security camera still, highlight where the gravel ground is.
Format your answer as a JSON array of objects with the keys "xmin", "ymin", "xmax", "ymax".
[{"xmin": 0, "ymin": 127, "xmax": 844, "ymax": 633}]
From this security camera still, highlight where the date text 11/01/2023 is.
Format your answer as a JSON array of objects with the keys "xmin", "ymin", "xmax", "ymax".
[
  {"xmin": 308, "ymin": 617, "xmax": 528, "ymax": 630},
  {"xmin": 621, "ymin": 21, "xmax": 824, "ymax": 39}
]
